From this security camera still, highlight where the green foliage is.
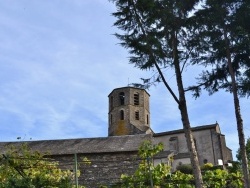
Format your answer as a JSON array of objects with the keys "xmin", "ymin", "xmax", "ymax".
[
  {"xmin": 138, "ymin": 140, "xmax": 163, "ymax": 159},
  {"xmin": 203, "ymin": 169, "xmax": 243, "ymax": 188},
  {"xmin": 187, "ymin": 0, "xmax": 250, "ymax": 97},
  {"xmin": 186, "ymin": 0, "xmax": 250, "ymax": 185},
  {"xmin": 111, "ymin": 141, "xmax": 171, "ymax": 187},
  {"xmin": 176, "ymin": 164, "xmax": 193, "ymax": 174},
  {"xmin": 227, "ymin": 171, "xmax": 244, "ymax": 188},
  {"xmin": 237, "ymin": 137, "xmax": 250, "ymax": 163},
  {"xmin": 228, "ymin": 161, "xmax": 242, "ymax": 173},
  {"xmin": 0, "ymin": 144, "xmax": 84, "ymax": 188},
  {"xmin": 203, "ymin": 169, "xmax": 228, "ymax": 188},
  {"xmin": 109, "ymin": 141, "xmax": 243, "ymax": 188},
  {"xmin": 110, "ymin": 0, "xmax": 249, "ymax": 186},
  {"xmin": 111, "ymin": 141, "xmax": 195, "ymax": 187},
  {"xmin": 201, "ymin": 163, "xmax": 214, "ymax": 170},
  {"xmin": 110, "ymin": 0, "xmax": 200, "ymax": 89},
  {"xmin": 169, "ymin": 171, "xmax": 194, "ymax": 188},
  {"xmin": 110, "ymin": 0, "xmax": 206, "ymax": 186}
]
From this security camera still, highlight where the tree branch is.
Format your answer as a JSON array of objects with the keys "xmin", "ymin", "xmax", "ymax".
[{"xmin": 130, "ymin": 0, "xmax": 180, "ymax": 104}]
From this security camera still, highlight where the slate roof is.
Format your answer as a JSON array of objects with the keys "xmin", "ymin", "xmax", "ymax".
[
  {"xmin": 154, "ymin": 123, "xmax": 220, "ymax": 137},
  {"xmin": 0, "ymin": 124, "xmax": 222, "ymax": 156},
  {"xmin": 108, "ymin": 86, "xmax": 150, "ymax": 96},
  {"xmin": 0, "ymin": 134, "xmax": 152, "ymax": 155}
]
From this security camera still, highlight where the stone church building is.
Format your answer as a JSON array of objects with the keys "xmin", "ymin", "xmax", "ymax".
[{"xmin": 0, "ymin": 87, "xmax": 233, "ymax": 187}]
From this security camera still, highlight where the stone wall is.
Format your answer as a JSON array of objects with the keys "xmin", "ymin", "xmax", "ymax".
[
  {"xmin": 50, "ymin": 151, "xmax": 140, "ymax": 188},
  {"xmin": 153, "ymin": 124, "xmax": 233, "ymax": 168},
  {"xmin": 108, "ymin": 87, "xmax": 151, "ymax": 136},
  {"xmin": 219, "ymin": 134, "xmax": 233, "ymax": 163}
]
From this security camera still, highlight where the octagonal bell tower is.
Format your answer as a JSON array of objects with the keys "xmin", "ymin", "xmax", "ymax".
[{"xmin": 108, "ymin": 87, "xmax": 152, "ymax": 136}]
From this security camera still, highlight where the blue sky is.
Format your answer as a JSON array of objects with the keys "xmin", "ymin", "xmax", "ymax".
[{"xmin": 0, "ymin": 0, "xmax": 249, "ymax": 159}]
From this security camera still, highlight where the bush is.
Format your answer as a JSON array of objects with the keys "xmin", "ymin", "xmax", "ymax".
[
  {"xmin": 201, "ymin": 163, "xmax": 214, "ymax": 170},
  {"xmin": 176, "ymin": 164, "xmax": 193, "ymax": 174}
]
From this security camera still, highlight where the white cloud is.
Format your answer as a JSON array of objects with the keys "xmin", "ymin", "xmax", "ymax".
[{"xmin": 0, "ymin": 0, "xmax": 247, "ymax": 160}]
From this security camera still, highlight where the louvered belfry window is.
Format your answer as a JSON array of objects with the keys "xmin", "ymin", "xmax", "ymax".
[
  {"xmin": 119, "ymin": 92, "xmax": 125, "ymax": 105},
  {"xmin": 135, "ymin": 111, "xmax": 139, "ymax": 120},
  {"xmin": 134, "ymin": 92, "xmax": 139, "ymax": 105}
]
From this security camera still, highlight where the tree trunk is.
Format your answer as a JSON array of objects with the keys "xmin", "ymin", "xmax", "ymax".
[
  {"xmin": 128, "ymin": 1, "xmax": 204, "ymax": 186},
  {"xmin": 224, "ymin": 30, "xmax": 250, "ymax": 188},
  {"xmin": 172, "ymin": 32, "xmax": 204, "ymax": 188}
]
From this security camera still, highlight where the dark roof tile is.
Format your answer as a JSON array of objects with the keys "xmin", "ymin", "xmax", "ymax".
[
  {"xmin": 154, "ymin": 123, "xmax": 219, "ymax": 137},
  {"xmin": 0, "ymin": 134, "xmax": 152, "ymax": 155}
]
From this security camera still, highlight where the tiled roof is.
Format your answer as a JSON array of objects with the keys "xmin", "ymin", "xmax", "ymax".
[{"xmin": 0, "ymin": 134, "xmax": 152, "ymax": 155}]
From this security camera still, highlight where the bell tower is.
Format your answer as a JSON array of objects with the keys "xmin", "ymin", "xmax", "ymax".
[{"xmin": 108, "ymin": 87, "xmax": 152, "ymax": 136}]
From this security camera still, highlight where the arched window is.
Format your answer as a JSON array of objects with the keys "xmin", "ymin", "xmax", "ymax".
[
  {"xmin": 120, "ymin": 110, "xmax": 124, "ymax": 120},
  {"xmin": 134, "ymin": 92, "xmax": 139, "ymax": 105},
  {"xmin": 135, "ymin": 111, "xmax": 139, "ymax": 120},
  {"xmin": 119, "ymin": 92, "xmax": 125, "ymax": 105}
]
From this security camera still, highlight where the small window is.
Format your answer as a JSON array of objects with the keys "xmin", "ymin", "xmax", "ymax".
[
  {"xmin": 135, "ymin": 111, "xmax": 139, "ymax": 120},
  {"xmin": 169, "ymin": 137, "xmax": 178, "ymax": 152},
  {"xmin": 119, "ymin": 92, "xmax": 125, "ymax": 105},
  {"xmin": 134, "ymin": 93, "xmax": 139, "ymax": 105},
  {"xmin": 120, "ymin": 110, "xmax": 124, "ymax": 120},
  {"xmin": 146, "ymin": 114, "xmax": 149, "ymax": 124}
]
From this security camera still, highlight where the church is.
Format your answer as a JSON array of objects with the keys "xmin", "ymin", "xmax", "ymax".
[{"xmin": 0, "ymin": 86, "xmax": 233, "ymax": 187}]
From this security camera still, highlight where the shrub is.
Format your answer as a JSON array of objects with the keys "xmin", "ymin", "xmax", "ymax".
[{"xmin": 176, "ymin": 164, "xmax": 193, "ymax": 174}]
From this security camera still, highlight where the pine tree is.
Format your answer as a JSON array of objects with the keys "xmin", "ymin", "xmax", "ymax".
[
  {"xmin": 110, "ymin": 0, "xmax": 204, "ymax": 187},
  {"xmin": 187, "ymin": 0, "xmax": 250, "ymax": 187}
]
